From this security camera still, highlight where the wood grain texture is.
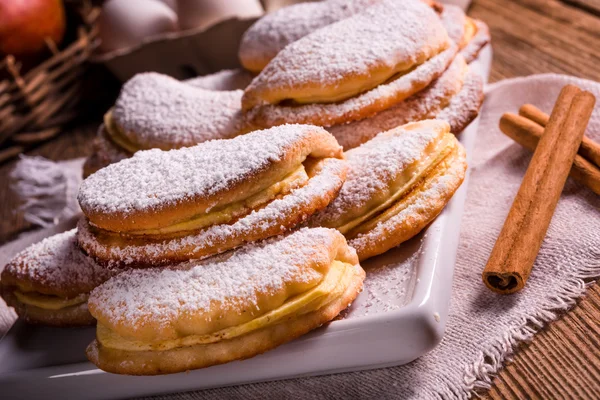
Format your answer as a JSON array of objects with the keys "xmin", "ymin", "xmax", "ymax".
[
  {"xmin": 469, "ymin": 1, "xmax": 600, "ymax": 397},
  {"xmin": 470, "ymin": 0, "xmax": 600, "ymax": 83},
  {"xmin": 484, "ymin": 284, "xmax": 600, "ymax": 400}
]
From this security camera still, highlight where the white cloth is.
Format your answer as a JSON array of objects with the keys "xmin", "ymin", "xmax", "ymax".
[{"xmin": 2, "ymin": 72, "xmax": 600, "ymax": 398}]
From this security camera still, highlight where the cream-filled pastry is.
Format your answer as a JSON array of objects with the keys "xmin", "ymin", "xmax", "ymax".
[
  {"xmin": 440, "ymin": 5, "xmax": 490, "ymax": 63},
  {"xmin": 77, "ymin": 124, "xmax": 347, "ymax": 268},
  {"xmin": 84, "ymin": 72, "xmax": 249, "ymax": 175},
  {"xmin": 309, "ymin": 120, "xmax": 467, "ymax": 260},
  {"xmin": 86, "ymin": 227, "xmax": 365, "ymax": 375},
  {"xmin": 238, "ymin": 0, "xmax": 443, "ymax": 73},
  {"xmin": 107, "ymin": 72, "xmax": 247, "ymax": 151},
  {"xmin": 238, "ymin": 0, "xmax": 380, "ymax": 73},
  {"xmin": 329, "ymin": 55, "xmax": 484, "ymax": 149},
  {"xmin": 242, "ymin": 0, "xmax": 457, "ymax": 129},
  {"xmin": 0, "ymin": 230, "xmax": 118, "ymax": 326}
]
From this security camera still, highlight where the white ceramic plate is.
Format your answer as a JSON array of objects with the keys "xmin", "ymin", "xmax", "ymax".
[{"xmin": 0, "ymin": 46, "xmax": 491, "ymax": 400}]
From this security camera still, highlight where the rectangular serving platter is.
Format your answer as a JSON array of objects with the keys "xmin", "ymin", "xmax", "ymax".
[{"xmin": 0, "ymin": 46, "xmax": 491, "ymax": 400}]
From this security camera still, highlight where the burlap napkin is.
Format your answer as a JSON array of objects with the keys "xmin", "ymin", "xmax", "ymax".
[{"xmin": 1, "ymin": 74, "xmax": 599, "ymax": 399}]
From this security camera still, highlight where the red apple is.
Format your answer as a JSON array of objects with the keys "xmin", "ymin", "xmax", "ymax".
[{"xmin": 0, "ymin": 0, "xmax": 66, "ymax": 60}]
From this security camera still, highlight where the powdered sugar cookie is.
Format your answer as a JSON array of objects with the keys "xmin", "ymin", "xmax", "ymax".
[
  {"xmin": 242, "ymin": 0, "xmax": 456, "ymax": 129},
  {"xmin": 77, "ymin": 125, "xmax": 347, "ymax": 267},
  {"xmin": 0, "ymin": 230, "xmax": 118, "ymax": 326},
  {"xmin": 239, "ymin": 0, "xmax": 380, "ymax": 73},
  {"xmin": 86, "ymin": 227, "xmax": 365, "ymax": 375},
  {"xmin": 238, "ymin": 0, "xmax": 444, "ymax": 73},
  {"xmin": 309, "ymin": 120, "xmax": 467, "ymax": 260},
  {"xmin": 107, "ymin": 72, "xmax": 247, "ymax": 152},
  {"xmin": 328, "ymin": 55, "xmax": 484, "ymax": 149}
]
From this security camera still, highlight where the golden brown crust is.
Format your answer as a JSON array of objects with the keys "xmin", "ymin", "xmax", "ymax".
[
  {"xmin": 79, "ymin": 125, "xmax": 344, "ymax": 234},
  {"xmin": 86, "ymin": 264, "xmax": 365, "ymax": 375},
  {"xmin": 327, "ymin": 56, "xmax": 467, "ymax": 149},
  {"xmin": 242, "ymin": 44, "xmax": 457, "ymax": 130},
  {"xmin": 349, "ymin": 142, "xmax": 467, "ymax": 260},
  {"xmin": 241, "ymin": 1, "xmax": 450, "ymax": 111},
  {"xmin": 437, "ymin": 66, "xmax": 484, "ymax": 135},
  {"xmin": 328, "ymin": 58, "xmax": 484, "ymax": 149},
  {"xmin": 0, "ymin": 230, "xmax": 114, "ymax": 298},
  {"xmin": 0, "ymin": 287, "xmax": 95, "ymax": 327},
  {"xmin": 77, "ymin": 157, "xmax": 348, "ymax": 268}
]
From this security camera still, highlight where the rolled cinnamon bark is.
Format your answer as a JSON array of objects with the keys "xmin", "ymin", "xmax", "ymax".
[
  {"xmin": 483, "ymin": 85, "xmax": 596, "ymax": 294},
  {"xmin": 520, "ymin": 104, "xmax": 600, "ymax": 168},
  {"xmin": 499, "ymin": 113, "xmax": 600, "ymax": 195}
]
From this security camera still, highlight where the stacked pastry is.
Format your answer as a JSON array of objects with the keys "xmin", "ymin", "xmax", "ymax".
[
  {"xmin": 86, "ymin": 0, "xmax": 488, "ymax": 174},
  {"xmin": 83, "ymin": 69, "xmax": 253, "ymax": 177},
  {"xmin": 309, "ymin": 120, "xmax": 467, "ymax": 260},
  {"xmin": 240, "ymin": 0, "xmax": 487, "ymax": 148},
  {"xmin": 0, "ymin": 230, "xmax": 117, "ymax": 326},
  {"xmin": 1, "ymin": 0, "xmax": 482, "ymax": 376}
]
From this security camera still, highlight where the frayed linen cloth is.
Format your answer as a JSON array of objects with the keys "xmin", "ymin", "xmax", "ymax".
[{"xmin": 1, "ymin": 74, "xmax": 599, "ymax": 399}]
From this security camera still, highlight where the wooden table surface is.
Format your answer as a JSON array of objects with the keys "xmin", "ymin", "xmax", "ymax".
[{"xmin": 0, "ymin": 0, "xmax": 599, "ymax": 398}]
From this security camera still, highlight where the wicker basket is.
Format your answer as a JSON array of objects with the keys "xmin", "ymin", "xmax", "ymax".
[{"xmin": 0, "ymin": 2, "xmax": 100, "ymax": 164}]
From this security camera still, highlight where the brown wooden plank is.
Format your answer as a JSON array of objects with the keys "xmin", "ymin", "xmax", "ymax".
[
  {"xmin": 483, "ymin": 284, "xmax": 600, "ymax": 399},
  {"xmin": 469, "ymin": 0, "xmax": 600, "ymax": 83},
  {"xmin": 562, "ymin": 0, "xmax": 600, "ymax": 15}
]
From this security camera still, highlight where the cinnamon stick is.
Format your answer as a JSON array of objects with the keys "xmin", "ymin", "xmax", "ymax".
[
  {"xmin": 483, "ymin": 85, "xmax": 596, "ymax": 294},
  {"xmin": 520, "ymin": 104, "xmax": 600, "ymax": 168},
  {"xmin": 499, "ymin": 113, "xmax": 600, "ymax": 195}
]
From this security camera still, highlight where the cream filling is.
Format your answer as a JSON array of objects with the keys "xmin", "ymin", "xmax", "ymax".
[
  {"xmin": 126, "ymin": 164, "xmax": 309, "ymax": 236},
  {"xmin": 461, "ymin": 18, "xmax": 478, "ymax": 49},
  {"xmin": 337, "ymin": 134, "xmax": 455, "ymax": 235},
  {"xmin": 97, "ymin": 260, "xmax": 354, "ymax": 352},
  {"xmin": 14, "ymin": 290, "xmax": 88, "ymax": 311},
  {"xmin": 349, "ymin": 144, "xmax": 460, "ymax": 238},
  {"xmin": 289, "ymin": 47, "xmax": 446, "ymax": 105},
  {"xmin": 104, "ymin": 110, "xmax": 141, "ymax": 153}
]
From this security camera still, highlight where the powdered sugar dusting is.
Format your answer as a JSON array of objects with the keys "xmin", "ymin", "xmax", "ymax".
[
  {"xmin": 440, "ymin": 5, "xmax": 467, "ymax": 50},
  {"xmin": 1, "ymin": 229, "xmax": 113, "ymax": 295},
  {"xmin": 436, "ymin": 66, "xmax": 484, "ymax": 133},
  {"xmin": 239, "ymin": 0, "xmax": 379, "ymax": 70},
  {"xmin": 77, "ymin": 158, "xmax": 347, "ymax": 266},
  {"xmin": 329, "ymin": 55, "xmax": 468, "ymax": 149},
  {"xmin": 246, "ymin": 43, "xmax": 457, "ymax": 128},
  {"xmin": 312, "ymin": 121, "xmax": 443, "ymax": 226},
  {"xmin": 78, "ymin": 124, "xmax": 322, "ymax": 216},
  {"xmin": 112, "ymin": 72, "xmax": 244, "ymax": 150},
  {"xmin": 439, "ymin": 5, "xmax": 490, "ymax": 63},
  {"xmin": 460, "ymin": 19, "xmax": 490, "ymax": 63},
  {"xmin": 89, "ymin": 228, "xmax": 341, "ymax": 327},
  {"xmin": 349, "ymin": 161, "xmax": 464, "ymax": 253},
  {"xmin": 185, "ymin": 69, "xmax": 253, "ymax": 91},
  {"xmin": 244, "ymin": 0, "xmax": 449, "ymax": 111},
  {"xmin": 349, "ymin": 251, "xmax": 420, "ymax": 317}
]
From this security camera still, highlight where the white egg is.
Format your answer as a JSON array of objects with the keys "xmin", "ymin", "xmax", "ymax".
[
  {"xmin": 176, "ymin": 0, "xmax": 263, "ymax": 31},
  {"xmin": 99, "ymin": 0, "xmax": 179, "ymax": 53}
]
